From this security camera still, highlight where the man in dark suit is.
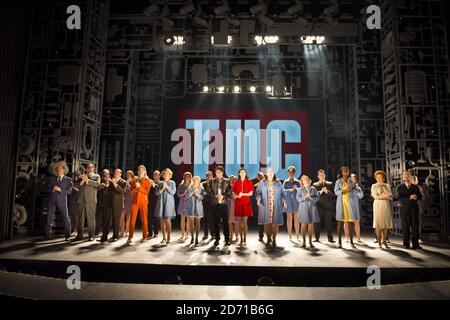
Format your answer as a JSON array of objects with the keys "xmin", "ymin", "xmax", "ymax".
[
  {"xmin": 147, "ymin": 170, "xmax": 160, "ymax": 239},
  {"xmin": 252, "ymin": 172, "xmax": 265, "ymax": 242},
  {"xmin": 101, "ymin": 168, "xmax": 129, "ymax": 242},
  {"xmin": 397, "ymin": 171, "xmax": 422, "ymax": 249},
  {"xmin": 95, "ymin": 169, "xmax": 111, "ymax": 237},
  {"xmin": 75, "ymin": 163, "xmax": 100, "ymax": 241},
  {"xmin": 46, "ymin": 162, "xmax": 72, "ymax": 240},
  {"xmin": 313, "ymin": 169, "xmax": 335, "ymax": 243},
  {"xmin": 206, "ymin": 166, "xmax": 231, "ymax": 246}
]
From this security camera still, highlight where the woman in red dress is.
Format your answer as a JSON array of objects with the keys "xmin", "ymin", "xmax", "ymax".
[{"xmin": 232, "ymin": 168, "xmax": 254, "ymax": 246}]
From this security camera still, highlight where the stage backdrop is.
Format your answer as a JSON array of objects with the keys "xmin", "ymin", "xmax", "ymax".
[{"xmin": 160, "ymin": 94, "xmax": 325, "ymax": 182}]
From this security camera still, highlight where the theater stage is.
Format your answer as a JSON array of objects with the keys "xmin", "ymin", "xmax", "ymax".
[{"xmin": 0, "ymin": 231, "xmax": 449, "ymax": 287}]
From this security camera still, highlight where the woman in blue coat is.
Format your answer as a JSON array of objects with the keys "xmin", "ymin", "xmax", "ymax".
[
  {"xmin": 334, "ymin": 166, "xmax": 358, "ymax": 248},
  {"xmin": 297, "ymin": 175, "xmax": 320, "ymax": 248},
  {"xmin": 186, "ymin": 176, "xmax": 204, "ymax": 245},
  {"xmin": 283, "ymin": 166, "xmax": 301, "ymax": 240},
  {"xmin": 177, "ymin": 172, "xmax": 192, "ymax": 241},
  {"xmin": 155, "ymin": 168, "xmax": 177, "ymax": 244},
  {"xmin": 255, "ymin": 168, "xmax": 287, "ymax": 247},
  {"xmin": 346, "ymin": 173, "xmax": 364, "ymax": 243}
]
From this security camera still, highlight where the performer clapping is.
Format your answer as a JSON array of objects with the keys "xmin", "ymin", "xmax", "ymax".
[
  {"xmin": 128, "ymin": 165, "xmax": 152, "ymax": 243},
  {"xmin": 335, "ymin": 166, "xmax": 358, "ymax": 248},
  {"xmin": 187, "ymin": 176, "xmax": 205, "ymax": 245},
  {"xmin": 177, "ymin": 172, "xmax": 192, "ymax": 241},
  {"xmin": 283, "ymin": 166, "xmax": 301, "ymax": 240},
  {"xmin": 255, "ymin": 168, "xmax": 286, "ymax": 247},
  {"xmin": 155, "ymin": 168, "xmax": 177, "ymax": 244},
  {"xmin": 232, "ymin": 168, "xmax": 254, "ymax": 246},
  {"xmin": 297, "ymin": 175, "xmax": 320, "ymax": 248}
]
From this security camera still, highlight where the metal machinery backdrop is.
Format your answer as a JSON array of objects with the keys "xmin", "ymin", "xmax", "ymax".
[{"xmin": 8, "ymin": 0, "xmax": 450, "ymax": 241}]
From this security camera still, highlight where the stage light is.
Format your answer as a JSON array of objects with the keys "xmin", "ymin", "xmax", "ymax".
[
  {"xmin": 265, "ymin": 85, "xmax": 272, "ymax": 93},
  {"xmin": 301, "ymin": 36, "xmax": 325, "ymax": 44},
  {"xmin": 255, "ymin": 35, "xmax": 279, "ymax": 46},
  {"xmin": 174, "ymin": 36, "xmax": 185, "ymax": 45},
  {"xmin": 250, "ymin": 86, "xmax": 256, "ymax": 92},
  {"xmin": 233, "ymin": 86, "xmax": 240, "ymax": 93},
  {"xmin": 217, "ymin": 86, "xmax": 225, "ymax": 93},
  {"xmin": 211, "ymin": 35, "xmax": 232, "ymax": 45},
  {"xmin": 203, "ymin": 86, "xmax": 209, "ymax": 92}
]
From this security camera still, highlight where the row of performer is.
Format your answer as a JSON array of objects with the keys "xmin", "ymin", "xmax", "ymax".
[{"xmin": 45, "ymin": 163, "xmax": 422, "ymax": 250}]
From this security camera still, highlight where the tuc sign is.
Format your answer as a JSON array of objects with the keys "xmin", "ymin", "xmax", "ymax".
[{"xmin": 172, "ymin": 110, "xmax": 308, "ymax": 180}]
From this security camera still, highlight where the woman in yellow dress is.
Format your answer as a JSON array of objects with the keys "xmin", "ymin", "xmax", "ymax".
[{"xmin": 334, "ymin": 166, "xmax": 357, "ymax": 248}]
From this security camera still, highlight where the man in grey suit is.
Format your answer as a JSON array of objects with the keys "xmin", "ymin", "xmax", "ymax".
[{"xmin": 74, "ymin": 163, "xmax": 100, "ymax": 241}]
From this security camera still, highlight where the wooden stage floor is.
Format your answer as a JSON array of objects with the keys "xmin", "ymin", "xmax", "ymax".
[
  {"xmin": 0, "ymin": 231, "xmax": 449, "ymax": 269},
  {"xmin": 1, "ymin": 231, "xmax": 449, "ymax": 287}
]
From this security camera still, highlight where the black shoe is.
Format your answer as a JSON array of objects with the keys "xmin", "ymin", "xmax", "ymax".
[
  {"xmin": 225, "ymin": 241, "xmax": 231, "ymax": 246},
  {"xmin": 72, "ymin": 236, "xmax": 83, "ymax": 242},
  {"xmin": 258, "ymin": 238, "xmax": 263, "ymax": 242},
  {"xmin": 328, "ymin": 239, "xmax": 335, "ymax": 243},
  {"xmin": 88, "ymin": 237, "xmax": 94, "ymax": 241},
  {"xmin": 202, "ymin": 235, "xmax": 208, "ymax": 240},
  {"xmin": 214, "ymin": 240, "xmax": 220, "ymax": 246},
  {"xmin": 112, "ymin": 238, "xmax": 118, "ymax": 242},
  {"xmin": 412, "ymin": 245, "xmax": 422, "ymax": 250},
  {"xmin": 313, "ymin": 239, "xmax": 320, "ymax": 243}
]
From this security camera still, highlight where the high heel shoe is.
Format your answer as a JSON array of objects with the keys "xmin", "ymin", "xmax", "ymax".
[{"xmin": 383, "ymin": 241, "xmax": 390, "ymax": 249}]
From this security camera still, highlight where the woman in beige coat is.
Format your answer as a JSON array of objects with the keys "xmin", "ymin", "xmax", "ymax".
[{"xmin": 371, "ymin": 170, "xmax": 393, "ymax": 249}]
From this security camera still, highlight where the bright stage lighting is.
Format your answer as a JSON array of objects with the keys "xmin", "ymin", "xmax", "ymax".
[
  {"xmin": 211, "ymin": 35, "xmax": 232, "ymax": 45},
  {"xmin": 162, "ymin": 35, "xmax": 185, "ymax": 47},
  {"xmin": 301, "ymin": 36, "xmax": 325, "ymax": 44},
  {"xmin": 250, "ymin": 86, "xmax": 256, "ymax": 92},
  {"xmin": 217, "ymin": 86, "xmax": 225, "ymax": 93},
  {"xmin": 254, "ymin": 35, "xmax": 279, "ymax": 46},
  {"xmin": 233, "ymin": 86, "xmax": 240, "ymax": 93},
  {"xmin": 203, "ymin": 86, "xmax": 209, "ymax": 92},
  {"xmin": 265, "ymin": 85, "xmax": 272, "ymax": 93}
]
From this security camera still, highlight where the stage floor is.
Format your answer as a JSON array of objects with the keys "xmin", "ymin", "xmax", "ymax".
[
  {"xmin": 1, "ymin": 230, "xmax": 449, "ymax": 269},
  {"xmin": 1, "ymin": 271, "xmax": 449, "ymax": 300},
  {"xmin": 1, "ymin": 231, "xmax": 449, "ymax": 288}
]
